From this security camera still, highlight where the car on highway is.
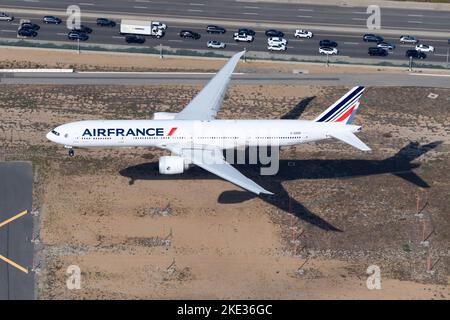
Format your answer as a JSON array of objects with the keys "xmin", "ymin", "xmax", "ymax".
[
  {"xmin": 368, "ymin": 47, "xmax": 388, "ymax": 56},
  {"xmin": 43, "ymin": 16, "xmax": 62, "ymax": 24},
  {"xmin": 179, "ymin": 30, "xmax": 201, "ymax": 39},
  {"xmin": 68, "ymin": 31, "xmax": 89, "ymax": 41},
  {"xmin": 238, "ymin": 28, "xmax": 255, "ymax": 36},
  {"xmin": 406, "ymin": 49, "xmax": 426, "ymax": 59},
  {"xmin": 0, "ymin": 12, "xmax": 14, "ymax": 22},
  {"xmin": 448, "ymin": 39, "xmax": 450, "ymax": 45},
  {"xmin": 207, "ymin": 40, "xmax": 226, "ymax": 49},
  {"xmin": 152, "ymin": 21, "xmax": 167, "ymax": 30},
  {"xmin": 20, "ymin": 22, "xmax": 40, "ymax": 31},
  {"xmin": 234, "ymin": 33, "xmax": 253, "ymax": 42},
  {"xmin": 363, "ymin": 34, "xmax": 384, "ymax": 42},
  {"xmin": 267, "ymin": 37, "xmax": 287, "ymax": 46},
  {"xmin": 268, "ymin": 43, "xmax": 286, "ymax": 51},
  {"xmin": 400, "ymin": 35, "xmax": 418, "ymax": 44},
  {"xmin": 206, "ymin": 25, "xmax": 226, "ymax": 34},
  {"xmin": 265, "ymin": 29, "xmax": 284, "ymax": 37},
  {"xmin": 17, "ymin": 28, "xmax": 37, "ymax": 37},
  {"xmin": 71, "ymin": 25, "xmax": 92, "ymax": 34},
  {"xmin": 97, "ymin": 18, "xmax": 116, "ymax": 27},
  {"xmin": 377, "ymin": 42, "xmax": 395, "ymax": 50},
  {"xmin": 294, "ymin": 29, "xmax": 313, "ymax": 38},
  {"xmin": 415, "ymin": 44, "xmax": 435, "ymax": 53},
  {"xmin": 125, "ymin": 35, "xmax": 146, "ymax": 44},
  {"xmin": 319, "ymin": 47, "xmax": 338, "ymax": 55},
  {"xmin": 319, "ymin": 39, "xmax": 338, "ymax": 47}
]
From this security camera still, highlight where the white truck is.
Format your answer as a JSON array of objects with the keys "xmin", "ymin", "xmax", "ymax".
[{"xmin": 120, "ymin": 19, "xmax": 164, "ymax": 38}]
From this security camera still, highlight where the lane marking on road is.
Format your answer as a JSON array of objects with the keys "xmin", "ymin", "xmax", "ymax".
[
  {"xmin": 189, "ymin": 3, "xmax": 205, "ymax": 5},
  {"xmin": 408, "ymin": 21, "xmax": 423, "ymax": 24},
  {"xmin": 243, "ymin": 12, "xmax": 259, "ymax": 15},
  {"xmin": 188, "ymin": 9, "xmax": 203, "ymax": 12},
  {"xmin": 244, "ymin": 6, "xmax": 259, "ymax": 9},
  {"xmin": 344, "ymin": 42, "xmax": 359, "ymax": 45},
  {"xmin": 0, "ymin": 210, "xmax": 29, "ymax": 274},
  {"xmin": 134, "ymin": 6, "xmax": 148, "ymax": 9},
  {"xmin": 79, "ymin": 2, "xmax": 94, "ymax": 5},
  {"xmin": 1, "ymin": 30, "xmax": 17, "ymax": 33},
  {"xmin": 297, "ymin": 15, "xmax": 312, "ymax": 18},
  {"xmin": 351, "ymin": 18, "xmax": 366, "ymax": 21},
  {"xmin": 407, "ymin": 14, "xmax": 423, "ymax": 17},
  {"xmin": 112, "ymin": 36, "xmax": 124, "ymax": 39},
  {"xmin": 298, "ymin": 9, "xmax": 314, "ymax": 12}
]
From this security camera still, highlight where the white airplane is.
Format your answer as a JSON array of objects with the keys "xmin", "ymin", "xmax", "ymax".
[{"xmin": 47, "ymin": 51, "xmax": 370, "ymax": 195}]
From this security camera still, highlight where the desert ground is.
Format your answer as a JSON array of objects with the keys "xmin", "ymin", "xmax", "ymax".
[{"xmin": 0, "ymin": 81, "xmax": 449, "ymax": 299}]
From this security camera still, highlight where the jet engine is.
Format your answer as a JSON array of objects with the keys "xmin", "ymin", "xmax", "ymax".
[
  {"xmin": 152, "ymin": 112, "xmax": 178, "ymax": 120},
  {"xmin": 159, "ymin": 156, "xmax": 188, "ymax": 174}
]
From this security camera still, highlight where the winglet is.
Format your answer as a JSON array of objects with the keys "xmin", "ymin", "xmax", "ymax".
[{"xmin": 330, "ymin": 131, "xmax": 371, "ymax": 151}]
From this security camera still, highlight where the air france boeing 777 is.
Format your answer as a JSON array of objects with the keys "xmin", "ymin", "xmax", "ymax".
[{"xmin": 47, "ymin": 51, "xmax": 370, "ymax": 195}]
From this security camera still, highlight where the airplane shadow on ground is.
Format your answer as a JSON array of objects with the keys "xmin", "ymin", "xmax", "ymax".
[{"xmin": 119, "ymin": 140, "xmax": 442, "ymax": 232}]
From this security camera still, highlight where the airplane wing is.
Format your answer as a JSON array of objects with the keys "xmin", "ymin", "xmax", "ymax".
[
  {"xmin": 174, "ymin": 51, "xmax": 245, "ymax": 120},
  {"xmin": 166, "ymin": 144, "xmax": 273, "ymax": 195}
]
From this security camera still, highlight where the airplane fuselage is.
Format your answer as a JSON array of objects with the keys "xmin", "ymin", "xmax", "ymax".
[{"xmin": 47, "ymin": 119, "xmax": 361, "ymax": 149}]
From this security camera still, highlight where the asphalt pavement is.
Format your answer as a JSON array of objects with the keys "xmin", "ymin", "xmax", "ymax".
[
  {"xmin": 2, "ymin": 71, "xmax": 450, "ymax": 88},
  {"xmin": 0, "ymin": 3, "xmax": 449, "ymax": 66},
  {"xmin": 0, "ymin": 162, "xmax": 34, "ymax": 300}
]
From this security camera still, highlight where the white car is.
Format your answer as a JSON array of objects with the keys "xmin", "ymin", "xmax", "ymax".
[
  {"xmin": 267, "ymin": 37, "xmax": 287, "ymax": 46},
  {"xmin": 234, "ymin": 33, "xmax": 253, "ymax": 42},
  {"xmin": 0, "ymin": 12, "xmax": 13, "ymax": 21},
  {"xmin": 207, "ymin": 40, "xmax": 226, "ymax": 49},
  {"xmin": 294, "ymin": 29, "xmax": 313, "ymax": 38},
  {"xmin": 415, "ymin": 44, "xmax": 434, "ymax": 53},
  {"xmin": 152, "ymin": 21, "xmax": 167, "ymax": 30},
  {"xmin": 400, "ymin": 35, "xmax": 418, "ymax": 44},
  {"xmin": 268, "ymin": 43, "xmax": 286, "ymax": 51},
  {"xmin": 319, "ymin": 47, "xmax": 338, "ymax": 55}
]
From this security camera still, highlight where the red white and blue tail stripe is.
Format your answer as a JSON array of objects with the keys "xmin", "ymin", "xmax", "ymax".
[{"xmin": 314, "ymin": 86, "xmax": 365, "ymax": 124}]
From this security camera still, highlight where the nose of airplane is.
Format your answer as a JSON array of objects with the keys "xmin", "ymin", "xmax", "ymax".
[{"xmin": 46, "ymin": 131, "xmax": 55, "ymax": 142}]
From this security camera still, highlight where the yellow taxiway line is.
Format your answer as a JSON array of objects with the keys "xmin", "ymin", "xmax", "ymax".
[{"xmin": 0, "ymin": 210, "xmax": 29, "ymax": 273}]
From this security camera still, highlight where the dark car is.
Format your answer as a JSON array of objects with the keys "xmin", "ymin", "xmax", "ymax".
[
  {"xmin": 20, "ymin": 22, "xmax": 40, "ymax": 31},
  {"xmin": 68, "ymin": 31, "xmax": 89, "ymax": 41},
  {"xmin": 238, "ymin": 28, "xmax": 255, "ymax": 36},
  {"xmin": 265, "ymin": 29, "xmax": 284, "ymax": 37},
  {"xmin": 363, "ymin": 34, "xmax": 384, "ymax": 42},
  {"xmin": 96, "ymin": 18, "xmax": 116, "ymax": 27},
  {"xmin": 71, "ymin": 25, "xmax": 92, "ymax": 34},
  {"xmin": 406, "ymin": 49, "xmax": 426, "ymax": 59},
  {"xmin": 125, "ymin": 35, "xmax": 146, "ymax": 44},
  {"xmin": 18, "ymin": 28, "xmax": 37, "ymax": 37},
  {"xmin": 179, "ymin": 30, "xmax": 201, "ymax": 39},
  {"xmin": 448, "ymin": 38, "xmax": 450, "ymax": 45},
  {"xmin": 319, "ymin": 39, "xmax": 338, "ymax": 47},
  {"xmin": 43, "ymin": 16, "xmax": 62, "ymax": 24},
  {"xmin": 368, "ymin": 47, "xmax": 388, "ymax": 56},
  {"xmin": 206, "ymin": 25, "xmax": 226, "ymax": 34}
]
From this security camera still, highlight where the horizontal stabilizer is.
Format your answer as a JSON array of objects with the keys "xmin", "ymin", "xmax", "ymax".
[{"xmin": 330, "ymin": 131, "xmax": 371, "ymax": 151}]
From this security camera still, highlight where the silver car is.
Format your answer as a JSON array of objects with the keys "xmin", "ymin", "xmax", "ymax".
[
  {"xmin": 400, "ymin": 35, "xmax": 418, "ymax": 44},
  {"xmin": 207, "ymin": 40, "xmax": 226, "ymax": 49},
  {"xmin": 0, "ymin": 12, "xmax": 14, "ymax": 21}
]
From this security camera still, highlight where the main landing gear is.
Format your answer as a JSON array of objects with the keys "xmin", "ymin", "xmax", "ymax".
[{"xmin": 68, "ymin": 148, "xmax": 75, "ymax": 157}]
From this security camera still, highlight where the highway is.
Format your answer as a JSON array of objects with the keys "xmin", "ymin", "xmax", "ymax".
[
  {"xmin": 0, "ymin": 1, "xmax": 449, "ymax": 66},
  {"xmin": 1, "ymin": 0, "xmax": 450, "ymax": 32},
  {"xmin": 2, "ymin": 71, "xmax": 450, "ymax": 88}
]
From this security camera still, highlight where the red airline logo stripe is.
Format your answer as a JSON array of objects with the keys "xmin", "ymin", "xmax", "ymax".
[
  {"xmin": 168, "ymin": 127, "xmax": 177, "ymax": 136},
  {"xmin": 336, "ymin": 104, "xmax": 356, "ymax": 122}
]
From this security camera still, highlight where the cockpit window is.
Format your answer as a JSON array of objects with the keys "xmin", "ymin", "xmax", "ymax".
[{"xmin": 51, "ymin": 130, "xmax": 60, "ymax": 136}]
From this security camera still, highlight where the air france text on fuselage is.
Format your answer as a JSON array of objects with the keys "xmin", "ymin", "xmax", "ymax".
[{"xmin": 82, "ymin": 128, "xmax": 166, "ymax": 137}]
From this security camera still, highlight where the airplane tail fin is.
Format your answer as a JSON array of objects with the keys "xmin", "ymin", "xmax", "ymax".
[
  {"xmin": 314, "ymin": 86, "xmax": 365, "ymax": 124},
  {"xmin": 330, "ymin": 131, "xmax": 371, "ymax": 151}
]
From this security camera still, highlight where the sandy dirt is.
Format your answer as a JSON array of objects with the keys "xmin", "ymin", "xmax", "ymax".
[
  {"xmin": 0, "ymin": 84, "xmax": 449, "ymax": 299},
  {"xmin": 1, "ymin": 46, "xmax": 447, "ymax": 74}
]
